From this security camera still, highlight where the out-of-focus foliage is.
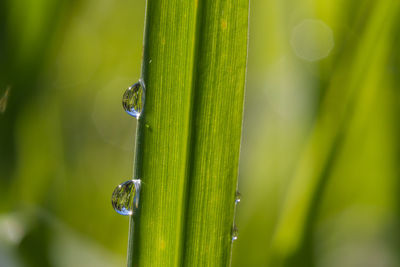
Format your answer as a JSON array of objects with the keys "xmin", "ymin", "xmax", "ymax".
[
  {"xmin": 0, "ymin": 0, "xmax": 399, "ymax": 266},
  {"xmin": 234, "ymin": 0, "xmax": 400, "ymax": 266}
]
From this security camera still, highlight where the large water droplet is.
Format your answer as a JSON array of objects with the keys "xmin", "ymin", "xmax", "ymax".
[
  {"xmin": 235, "ymin": 191, "xmax": 241, "ymax": 204},
  {"xmin": 232, "ymin": 225, "xmax": 239, "ymax": 242},
  {"xmin": 122, "ymin": 80, "xmax": 145, "ymax": 118},
  {"xmin": 111, "ymin": 179, "xmax": 141, "ymax": 216}
]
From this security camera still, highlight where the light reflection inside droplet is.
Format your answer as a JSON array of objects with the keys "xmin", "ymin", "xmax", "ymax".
[{"xmin": 111, "ymin": 179, "xmax": 141, "ymax": 216}]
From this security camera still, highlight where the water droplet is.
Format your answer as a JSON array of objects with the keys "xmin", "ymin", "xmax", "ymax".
[
  {"xmin": 232, "ymin": 225, "xmax": 238, "ymax": 242},
  {"xmin": 111, "ymin": 179, "xmax": 141, "ymax": 216},
  {"xmin": 122, "ymin": 80, "xmax": 145, "ymax": 119},
  {"xmin": 235, "ymin": 191, "xmax": 241, "ymax": 204}
]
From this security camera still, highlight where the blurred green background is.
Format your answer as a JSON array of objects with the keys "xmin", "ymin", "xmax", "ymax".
[{"xmin": 1, "ymin": 0, "xmax": 399, "ymax": 266}]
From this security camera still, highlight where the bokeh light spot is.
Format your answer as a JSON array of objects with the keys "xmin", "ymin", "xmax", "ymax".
[{"xmin": 291, "ymin": 19, "xmax": 334, "ymax": 61}]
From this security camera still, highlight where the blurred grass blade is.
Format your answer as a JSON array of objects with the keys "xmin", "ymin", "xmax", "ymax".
[
  {"xmin": 270, "ymin": 0, "xmax": 399, "ymax": 265},
  {"xmin": 128, "ymin": 0, "xmax": 249, "ymax": 266}
]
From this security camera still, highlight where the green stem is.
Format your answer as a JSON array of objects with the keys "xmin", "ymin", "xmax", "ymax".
[
  {"xmin": 127, "ymin": 118, "xmax": 144, "ymax": 266},
  {"xmin": 126, "ymin": 0, "xmax": 249, "ymax": 266}
]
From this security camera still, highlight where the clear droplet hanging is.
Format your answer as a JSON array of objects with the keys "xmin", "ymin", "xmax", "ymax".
[
  {"xmin": 111, "ymin": 179, "xmax": 141, "ymax": 216},
  {"xmin": 112, "ymin": 80, "xmax": 145, "ymax": 215},
  {"xmin": 235, "ymin": 191, "xmax": 241, "ymax": 204},
  {"xmin": 122, "ymin": 80, "xmax": 145, "ymax": 119},
  {"xmin": 231, "ymin": 225, "xmax": 239, "ymax": 242}
]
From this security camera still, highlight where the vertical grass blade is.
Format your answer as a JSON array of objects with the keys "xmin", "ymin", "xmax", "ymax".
[
  {"xmin": 128, "ymin": 1, "xmax": 198, "ymax": 266},
  {"xmin": 183, "ymin": 0, "xmax": 249, "ymax": 266},
  {"xmin": 128, "ymin": 0, "xmax": 249, "ymax": 266}
]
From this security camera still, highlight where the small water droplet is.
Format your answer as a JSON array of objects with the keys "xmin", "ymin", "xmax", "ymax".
[
  {"xmin": 235, "ymin": 191, "xmax": 241, "ymax": 204},
  {"xmin": 149, "ymin": 59, "xmax": 152, "ymax": 64},
  {"xmin": 232, "ymin": 225, "xmax": 238, "ymax": 242},
  {"xmin": 111, "ymin": 179, "xmax": 141, "ymax": 216},
  {"xmin": 122, "ymin": 80, "xmax": 145, "ymax": 119}
]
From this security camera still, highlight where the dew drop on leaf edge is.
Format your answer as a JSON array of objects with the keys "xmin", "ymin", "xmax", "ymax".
[
  {"xmin": 235, "ymin": 191, "xmax": 241, "ymax": 204},
  {"xmin": 232, "ymin": 225, "xmax": 239, "ymax": 242},
  {"xmin": 111, "ymin": 179, "xmax": 141, "ymax": 216},
  {"xmin": 122, "ymin": 80, "xmax": 145, "ymax": 119}
]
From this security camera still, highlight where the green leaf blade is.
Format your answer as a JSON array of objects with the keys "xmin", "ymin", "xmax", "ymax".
[
  {"xmin": 128, "ymin": 0, "xmax": 249, "ymax": 266},
  {"xmin": 183, "ymin": 0, "xmax": 249, "ymax": 266}
]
